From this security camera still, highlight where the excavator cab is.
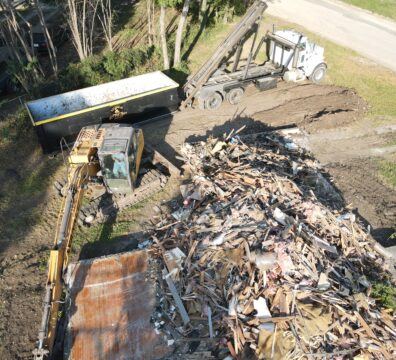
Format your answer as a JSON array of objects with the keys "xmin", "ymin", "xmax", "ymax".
[{"xmin": 98, "ymin": 124, "xmax": 144, "ymax": 193}]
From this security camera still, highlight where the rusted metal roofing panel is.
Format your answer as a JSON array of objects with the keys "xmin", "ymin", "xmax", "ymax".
[{"xmin": 65, "ymin": 250, "xmax": 169, "ymax": 360}]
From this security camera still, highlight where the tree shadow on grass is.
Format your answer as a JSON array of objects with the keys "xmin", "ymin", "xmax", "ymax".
[{"xmin": 0, "ymin": 124, "xmax": 62, "ymax": 257}]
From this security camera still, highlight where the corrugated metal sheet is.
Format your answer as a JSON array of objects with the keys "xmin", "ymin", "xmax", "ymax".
[{"xmin": 65, "ymin": 250, "xmax": 169, "ymax": 360}]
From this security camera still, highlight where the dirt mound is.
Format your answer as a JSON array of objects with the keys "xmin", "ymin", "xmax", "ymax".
[{"xmin": 251, "ymin": 85, "xmax": 366, "ymax": 132}]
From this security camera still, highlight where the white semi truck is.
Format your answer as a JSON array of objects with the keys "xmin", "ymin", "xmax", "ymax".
[{"xmin": 183, "ymin": 0, "xmax": 327, "ymax": 110}]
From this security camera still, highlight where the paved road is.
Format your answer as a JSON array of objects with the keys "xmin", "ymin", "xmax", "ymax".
[{"xmin": 266, "ymin": 0, "xmax": 396, "ymax": 72}]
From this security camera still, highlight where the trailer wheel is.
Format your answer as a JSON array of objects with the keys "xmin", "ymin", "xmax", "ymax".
[
  {"xmin": 204, "ymin": 92, "xmax": 223, "ymax": 110},
  {"xmin": 226, "ymin": 88, "xmax": 244, "ymax": 105},
  {"xmin": 309, "ymin": 63, "xmax": 327, "ymax": 84}
]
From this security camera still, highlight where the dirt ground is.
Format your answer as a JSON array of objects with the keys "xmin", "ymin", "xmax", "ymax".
[{"xmin": 0, "ymin": 81, "xmax": 395, "ymax": 359}]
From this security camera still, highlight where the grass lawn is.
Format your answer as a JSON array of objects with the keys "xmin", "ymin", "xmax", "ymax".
[
  {"xmin": 378, "ymin": 159, "xmax": 396, "ymax": 188},
  {"xmin": 340, "ymin": 0, "xmax": 396, "ymax": 21}
]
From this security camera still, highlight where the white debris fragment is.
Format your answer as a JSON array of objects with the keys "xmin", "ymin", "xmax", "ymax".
[
  {"xmin": 252, "ymin": 252, "xmax": 277, "ymax": 270},
  {"xmin": 211, "ymin": 232, "xmax": 226, "ymax": 246},
  {"xmin": 317, "ymin": 273, "xmax": 331, "ymax": 291},
  {"xmin": 253, "ymin": 297, "xmax": 271, "ymax": 319},
  {"xmin": 167, "ymin": 339, "xmax": 175, "ymax": 346},
  {"xmin": 228, "ymin": 295, "xmax": 238, "ymax": 316},
  {"xmin": 258, "ymin": 322, "xmax": 275, "ymax": 332},
  {"xmin": 273, "ymin": 207, "xmax": 293, "ymax": 226},
  {"xmin": 137, "ymin": 239, "xmax": 152, "ymax": 249},
  {"xmin": 285, "ymin": 141, "xmax": 298, "ymax": 151},
  {"xmin": 163, "ymin": 247, "xmax": 186, "ymax": 281}
]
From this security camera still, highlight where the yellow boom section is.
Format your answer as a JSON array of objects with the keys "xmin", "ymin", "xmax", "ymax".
[{"xmin": 33, "ymin": 163, "xmax": 90, "ymax": 359}]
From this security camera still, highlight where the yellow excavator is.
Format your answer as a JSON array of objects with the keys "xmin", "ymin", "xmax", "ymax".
[{"xmin": 33, "ymin": 123, "xmax": 176, "ymax": 359}]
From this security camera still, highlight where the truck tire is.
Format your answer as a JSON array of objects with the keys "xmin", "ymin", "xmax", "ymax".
[
  {"xmin": 309, "ymin": 63, "xmax": 327, "ymax": 84},
  {"xmin": 226, "ymin": 88, "xmax": 244, "ymax": 105},
  {"xmin": 204, "ymin": 92, "xmax": 223, "ymax": 110}
]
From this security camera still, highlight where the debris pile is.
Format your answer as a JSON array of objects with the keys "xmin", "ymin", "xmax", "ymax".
[{"xmin": 150, "ymin": 132, "xmax": 396, "ymax": 359}]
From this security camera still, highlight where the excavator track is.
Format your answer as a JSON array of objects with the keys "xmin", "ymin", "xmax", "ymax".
[{"xmin": 78, "ymin": 168, "xmax": 167, "ymax": 225}]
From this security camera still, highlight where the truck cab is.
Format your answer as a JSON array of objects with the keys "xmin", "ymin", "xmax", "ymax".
[{"xmin": 268, "ymin": 30, "xmax": 327, "ymax": 83}]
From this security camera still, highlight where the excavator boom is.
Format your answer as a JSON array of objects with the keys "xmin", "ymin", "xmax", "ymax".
[
  {"xmin": 34, "ymin": 164, "xmax": 90, "ymax": 359},
  {"xmin": 33, "ymin": 124, "xmax": 174, "ymax": 359}
]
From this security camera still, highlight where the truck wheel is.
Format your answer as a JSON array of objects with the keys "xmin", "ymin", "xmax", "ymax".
[
  {"xmin": 226, "ymin": 88, "xmax": 244, "ymax": 105},
  {"xmin": 204, "ymin": 92, "xmax": 223, "ymax": 110},
  {"xmin": 309, "ymin": 63, "xmax": 327, "ymax": 84}
]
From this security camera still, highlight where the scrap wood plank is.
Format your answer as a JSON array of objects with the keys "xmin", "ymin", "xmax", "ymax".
[
  {"xmin": 163, "ymin": 268, "xmax": 190, "ymax": 325},
  {"xmin": 353, "ymin": 311, "xmax": 377, "ymax": 340},
  {"xmin": 152, "ymin": 133, "xmax": 396, "ymax": 359}
]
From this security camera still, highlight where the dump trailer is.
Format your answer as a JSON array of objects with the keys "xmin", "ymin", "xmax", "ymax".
[
  {"xmin": 25, "ymin": 71, "xmax": 179, "ymax": 153},
  {"xmin": 183, "ymin": 0, "xmax": 327, "ymax": 109},
  {"xmin": 33, "ymin": 123, "xmax": 176, "ymax": 360}
]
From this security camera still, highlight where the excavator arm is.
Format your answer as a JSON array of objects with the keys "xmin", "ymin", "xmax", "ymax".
[
  {"xmin": 33, "ymin": 164, "xmax": 90, "ymax": 359},
  {"xmin": 32, "ymin": 124, "xmax": 175, "ymax": 359}
]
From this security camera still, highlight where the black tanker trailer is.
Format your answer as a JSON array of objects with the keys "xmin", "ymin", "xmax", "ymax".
[{"xmin": 25, "ymin": 71, "xmax": 180, "ymax": 153}]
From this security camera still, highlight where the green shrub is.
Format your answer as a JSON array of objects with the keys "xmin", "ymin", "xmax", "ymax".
[
  {"xmin": 61, "ymin": 56, "xmax": 110, "ymax": 90},
  {"xmin": 78, "ymin": 56, "xmax": 110, "ymax": 86},
  {"xmin": 61, "ymin": 48, "xmax": 154, "ymax": 91},
  {"xmin": 103, "ymin": 49, "xmax": 148, "ymax": 78},
  {"xmin": 103, "ymin": 51, "xmax": 129, "ymax": 78},
  {"xmin": 372, "ymin": 283, "xmax": 396, "ymax": 311}
]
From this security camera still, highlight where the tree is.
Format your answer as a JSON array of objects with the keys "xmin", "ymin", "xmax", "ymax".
[
  {"xmin": 0, "ymin": 0, "xmax": 44, "ymax": 91},
  {"xmin": 173, "ymin": 0, "xmax": 190, "ymax": 67},
  {"xmin": 159, "ymin": 4, "xmax": 169, "ymax": 69},
  {"xmin": 97, "ymin": 0, "xmax": 113, "ymax": 51},
  {"xmin": 146, "ymin": 0, "xmax": 155, "ymax": 46},
  {"xmin": 199, "ymin": 0, "xmax": 208, "ymax": 24},
  {"xmin": 66, "ymin": 0, "xmax": 99, "ymax": 61},
  {"xmin": 156, "ymin": 0, "xmax": 178, "ymax": 70},
  {"xmin": 33, "ymin": 0, "xmax": 58, "ymax": 76}
]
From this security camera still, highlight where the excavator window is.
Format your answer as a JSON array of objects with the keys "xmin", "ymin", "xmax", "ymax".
[
  {"xmin": 102, "ymin": 153, "xmax": 128, "ymax": 179},
  {"xmin": 100, "ymin": 152, "xmax": 131, "ymax": 192}
]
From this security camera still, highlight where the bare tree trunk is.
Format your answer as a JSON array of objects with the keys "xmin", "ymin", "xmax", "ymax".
[
  {"xmin": 159, "ymin": 5, "xmax": 169, "ymax": 70},
  {"xmin": 34, "ymin": 0, "xmax": 58, "ymax": 76},
  {"xmin": 173, "ymin": 0, "xmax": 190, "ymax": 67},
  {"xmin": 88, "ymin": 0, "xmax": 99, "ymax": 56},
  {"xmin": 97, "ymin": 0, "xmax": 113, "ymax": 51},
  {"xmin": 199, "ymin": 0, "xmax": 207, "ymax": 23},
  {"xmin": 151, "ymin": 0, "xmax": 156, "ymax": 42},
  {"xmin": 146, "ymin": 0, "xmax": 153, "ymax": 46},
  {"xmin": 67, "ymin": 0, "xmax": 85, "ymax": 60},
  {"xmin": 0, "ymin": 23, "xmax": 30, "ymax": 92},
  {"xmin": 67, "ymin": 0, "xmax": 98, "ymax": 61},
  {"xmin": 1, "ymin": 0, "xmax": 43, "ymax": 79}
]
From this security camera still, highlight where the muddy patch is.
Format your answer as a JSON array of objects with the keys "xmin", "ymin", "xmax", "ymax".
[
  {"xmin": 252, "ymin": 88, "xmax": 366, "ymax": 132},
  {"xmin": 327, "ymin": 158, "xmax": 396, "ymax": 245}
]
